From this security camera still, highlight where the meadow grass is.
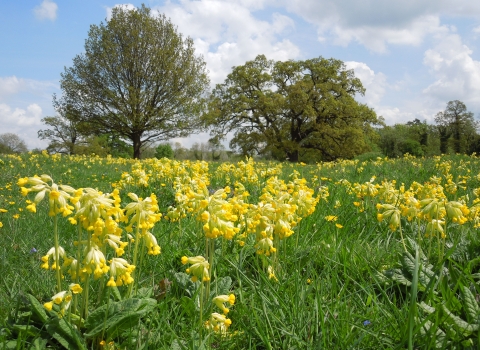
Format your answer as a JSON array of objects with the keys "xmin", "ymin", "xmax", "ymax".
[{"xmin": 1, "ymin": 152, "xmax": 480, "ymax": 349}]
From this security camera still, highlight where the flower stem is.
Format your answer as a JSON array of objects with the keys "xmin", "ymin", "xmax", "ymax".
[
  {"xmin": 53, "ymin": 215, "xmax": 62, "ymax": 293},
  {"xmin": 127, "ymin": 220, "xmax": 141, "ymax": 297}
]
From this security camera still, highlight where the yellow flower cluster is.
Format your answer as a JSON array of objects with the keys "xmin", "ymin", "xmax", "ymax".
[{"xmin": 19, "ymin": 174, "xmax": 162, "ymax": 290}]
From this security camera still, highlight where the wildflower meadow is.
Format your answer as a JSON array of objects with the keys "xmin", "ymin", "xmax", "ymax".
[{"xmin": 1, "ymin": 151, "xmax": 480, "ymax": 349}]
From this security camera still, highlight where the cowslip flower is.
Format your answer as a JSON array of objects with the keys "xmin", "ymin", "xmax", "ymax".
[
  {"xmin": 376, "ymin": 203, "xmax": 401, "ymax": 231},
  {"xmin": 41, "ymin": 246, "xmax": 66, "ymax": 270},
  {"xmin": 426, "ymin": 219, "xmax": 445, "ymax": 238},
  {"xmin": 181, "ymin": 255, "xmax": 210, "ymax": 282},
  {"xmin": 205, "ymin": 312, "xmax": 232, "ymax": 334},
  {"xmin": 18, "ymin": 175, "xmax": 75, "ymax": 217},
  {"xmin": 107, "ymin": 257, "xmax": 135, "ymax": 287},
  {"xmin": 213, "ymin": 294, "xmax": 235, "ymax": 314}
]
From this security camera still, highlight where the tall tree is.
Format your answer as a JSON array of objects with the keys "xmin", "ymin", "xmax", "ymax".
[
  {"xmin": 204, "ymin": 55, "xmax": 380, "ymax": 162},
  {"xmin": 435, "ymin": 100, "xmax": 478, "ymax": 154},
  {"xmin": 60, "ymin": 5, "xmax": 209, "ymax": 158}
]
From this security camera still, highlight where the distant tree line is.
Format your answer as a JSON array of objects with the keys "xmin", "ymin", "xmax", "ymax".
[{"xmin": 376, "ymin": 100, "xmax": 480, "ymax": 158}]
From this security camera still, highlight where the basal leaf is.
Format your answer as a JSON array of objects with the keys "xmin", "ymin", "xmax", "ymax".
[
  {"xmin": 460, "ymin": 286, "xmax": 480, "ymax": 324},
  {"xmin": 26, "ymin": 294, "xmax": 48, "ymax": 324},
  {"xmin": 442, "ymin": 304, "xmax": 479, "ymax": 335},
  {"xmin": 84, "ymin": 298, "xmax": 157, "ymax": 339}
]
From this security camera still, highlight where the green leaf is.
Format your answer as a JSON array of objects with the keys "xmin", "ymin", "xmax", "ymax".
[
  {"xmin": 29, "ymin": 337, "xmax": 48, "ymax": 350},
  {"xmin": 383, "ymin": 268, "xmax": 412, "ymax": 287},
  {"xmin": 441, "ymin": 304, "xmax": 479, "ymax": 335},
  {"xmin": 401, "ymin": 251, "xmax": 434, "ymax": 288},
  {"xmin": 210, "ymin": 276, "xmax": 232, "ymax": 297},
  {"xmin": 460, "ymin": 286, "xmax": 480, "ymax": 324},
  {"xmin": 45, "ymin": 317, "xmax": 87, "ymax": 350},
  {"xmin": 26, "ymin": 294, "xmax": 48, "ymax": 324},
  {"xmin": 84, "ymin": 298, "xmax": 157, "ymax": 339},
  {"xmin": 12, "ymin": 324, "xmax": 41, "ymax": 338},
  {"xmin": 418, "ymin": 318, "xmax": 449, "ymax": 349}
]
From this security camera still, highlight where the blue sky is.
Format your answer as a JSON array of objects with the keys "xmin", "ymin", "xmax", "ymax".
[{"xmin": 1, "ymin": 0, "xmax": 480, "ymax": 150}]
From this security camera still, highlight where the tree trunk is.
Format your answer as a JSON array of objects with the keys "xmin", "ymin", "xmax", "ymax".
[
  {"xmin": 287, "ymin": 149, "xmax": 299, "ymax": 162},
  {"xmin": 132, "ymin": 133, "xmax": 142, "ymax": 159}
]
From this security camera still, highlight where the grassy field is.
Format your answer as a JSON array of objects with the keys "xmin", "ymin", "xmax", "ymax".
[{"xmin": 1, "ymin": 152, "xmax": 480, "ymax": 349}]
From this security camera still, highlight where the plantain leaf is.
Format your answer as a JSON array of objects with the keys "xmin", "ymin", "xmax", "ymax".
[
  {"xmin": 460, "ymin": 286, "xmax": 480, "ymax": 324},
  {"xmin": 84, "ymin": 298, "xmax": 157, "ymax": 339}
]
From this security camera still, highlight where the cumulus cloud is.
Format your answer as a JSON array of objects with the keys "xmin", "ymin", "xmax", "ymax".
[
  {"xmin": 345, "ymin": 61, "xmax": 387, "ymax": 105},
  {"xmin": 154, "ymin": 1, "xmax": 300, "ymax": 84},
  {"xmin": 0, "ymin": 103, "xmax": 47, "ymax": 149},
  {"xmin": 422, "ymin": 33, "xmax": 480, "ymax": 111},
  {"xmin": 33, "ymin": 0, "xmax": 58, "ymax": 21},
  {"xmin": 283, "ymin": 0, "xmax": 473, "ymax": 52}
]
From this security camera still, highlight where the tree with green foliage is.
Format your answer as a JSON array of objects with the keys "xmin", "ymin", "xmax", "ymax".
[
  {"xmin": 435, "ymin": 100, "xmax": 478, "ymax": 154},
  {"xmin": 38, "ymin": 95, "xmax": 88, "ymax": 155},
  {"xmin": 60, "ymin": 5, "xmax": 209, "ymax": 159},
  {"xmin": 155, "ymin": 143, "xmax": 174, "ymax": 159},
  {"xmin": 0, "ymin": 133, "xmax": 28, "ymax": 154},
  {"xmin": 204, "ymin": 55, "xmax": 380, "ymax": 162}
]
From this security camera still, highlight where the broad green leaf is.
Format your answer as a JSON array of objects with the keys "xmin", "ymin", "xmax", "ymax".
[
  {"xmin": 442, "ymin": 304, "xmax": 479, "ymax": 335},
  {"xmin": 210, "ymin": 276, "xmax": 232, "ymax": 297},
  {"xmin": 26, "ymin": 294, "xmax": 48, "ymax": 324},
  {"xmin": 46, "ymin": 317, "xmax": 87, "ymax": 350},
  {"xmin": 84, "ymin": 298, "xmax": 157, "ymax": 339},
  {"xmin": 418, "ymin": 318, "xmax": 449, "ymax": 349},
  {"xmin": 461, "ymin": 286, "xmax": 479, "ymax": 324},
  {"xmin": 12, "ymin": 324, "xmax": 41, "ymax": 337},
  {"xmin": 384, "ymin": 268, "xmax": 412, "ymax": 287},
  {"xmin": 29, "ymin": 337, "xmax": 48, "ymax": 350}
]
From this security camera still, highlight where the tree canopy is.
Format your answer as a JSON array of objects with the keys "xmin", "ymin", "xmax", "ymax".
[
  {"xmin": 435, "ymin": 100, "xmax": 478, "ymax": 154},
  {"xmin": 204, "ymin": 55, "xmax": 380, "ymax": 162},
  {"xmin": 60, "ymin": 5, "xmax": 209, "ymax": 158},
  {"xmin": 0, "ymin": 133, "xmax": 28, "ymax": 154},
  {"xmin": 38, "ymin": 94, "xmax": 88, "ymax": 155}
]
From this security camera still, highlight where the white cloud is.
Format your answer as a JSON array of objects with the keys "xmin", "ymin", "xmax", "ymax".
[
  {"xmin": 345, "ymin": 61, "xmax": 387, "ymax": 105},
  {"xmin": 106, "ymin": 3, "xmax": 136, "ymax": 21},
  {"xmin": 283, "ymin": 0, "xmax": 471, "ymax": 52},
  {"xmin": 33, "ymin": 0, "xmax": 58, "ymax": 21},
  {"xmin": 0, "ymin": 103, "xmax": 47, "ymax": 150},
  {"xmin": 0, "ymin": 76, "xmax": 57, "ymax": 101},
  {"xmin": 155, "ymin": 1, "xmax": 300, "ymax": 85},
  {"xmin": 423, "ymin": 33, "xmax": 480, "ymax": 111}
]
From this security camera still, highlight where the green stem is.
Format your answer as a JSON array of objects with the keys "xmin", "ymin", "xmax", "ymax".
[
  {"xmin": 128, "ymin": 219, "xmax": 141, "ymax": 297},
  {"xmin": 199, "ymin": 281, "xmax": 204, "ymax": 340},
  {"xmin": 72, "ymin": 223, "xmax": 82, "ymax": 315},
  {"xmin": 100, "ymin": 288, "xmax": 111, "ymax": 342},
  {"xmin": 53, "ymin": 215, "xmax": 62, "ymax": 293}
]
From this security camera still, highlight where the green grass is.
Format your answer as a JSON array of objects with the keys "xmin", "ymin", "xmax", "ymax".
[{"xmin": 1, "ymin": 152, "xmax": 480, "ymax": 349}]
